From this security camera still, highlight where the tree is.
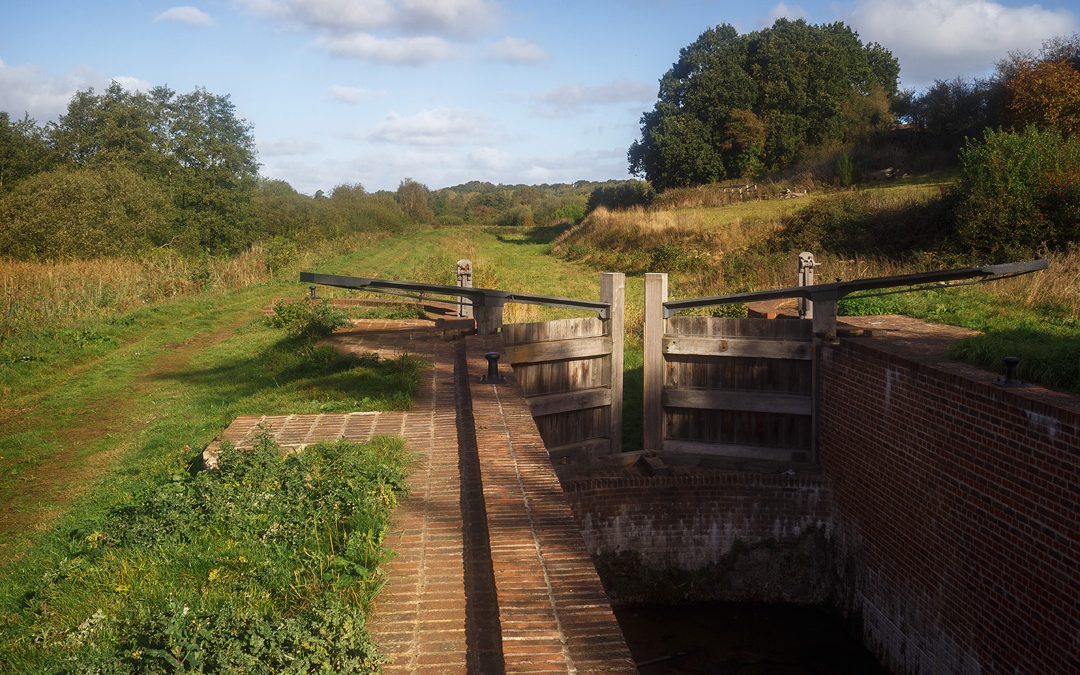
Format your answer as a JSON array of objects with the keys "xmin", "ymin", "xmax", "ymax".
[
  {"xmin": 629, "ymin": 19, "xmax": 900, "ymax": 189},
  {"xmin": 45, "ymin": 83, "xmax": 260, "ymax": 254},
  {"xmin": 396, "ymin": 178, "xmax": 433, "ymax": 223},
  {"xmin": 1007, "ymin": 59, "xmax": 1080, "ymax": 135},
  {"xmin": 0, "ymin": 112, "xmax": 53, "ymax": 193},
  {"xmin": 0, "ymin": 165, "xmax": 170, "ymax": 259}
]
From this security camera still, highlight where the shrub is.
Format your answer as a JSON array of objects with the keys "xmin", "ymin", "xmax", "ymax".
[
  {"xmin": 0, "ymin": 165, "xmax": 170, "ymax": 259},
  {"xmin": 768, "ymin": 189, "xmax": 955, "ymax": 257},
  {"xmin": 953, "ymin": 126, "xmax": 1080, "ymax": 259},
  {"xmin": 268, "ymin": 299, "xmax": 350, "ymax": 339},
  {"xmin": 585, "ymin": 181, "xmax": 655, "ymax": 213}
]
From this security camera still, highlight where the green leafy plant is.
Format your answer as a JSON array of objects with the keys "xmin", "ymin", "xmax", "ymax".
[
  {"xmin": 4, "ymin": 435, "xmax": 409, "ymax": 671},
  {"xmin": 267, "ymin": 298, "xmax": 350, "ymax": 339}
]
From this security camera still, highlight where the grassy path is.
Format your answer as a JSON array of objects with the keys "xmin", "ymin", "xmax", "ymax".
[{"xmin": 0, "ymin": 225, "xmax": 633, "ymax": 565}]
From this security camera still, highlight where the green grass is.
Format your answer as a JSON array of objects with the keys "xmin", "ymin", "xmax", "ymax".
[
  {"xmin": 840, "ymin": 288, "xmax": 1080, "ymax": 392},
  {"xmin": 0, "ymin": 223, "xmax": 653, "ymax": 672},
  {"xmin": 0, "ymin": 435, "xmax": 408, "ymax": 672}
]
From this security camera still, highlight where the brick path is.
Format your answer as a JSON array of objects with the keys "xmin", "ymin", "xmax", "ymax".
[{"xmin": 208, "ymin": 320, "xmax": 633, "ymax": 673}]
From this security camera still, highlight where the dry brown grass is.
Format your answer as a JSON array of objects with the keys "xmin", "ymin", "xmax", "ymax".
[
  {"xmin": 557, "ymin": 184, "xmax": 1080, "ymax": 319},
  {"xmin": 0, "ymin": 232, "xmax": 381, "ymax": 337}
]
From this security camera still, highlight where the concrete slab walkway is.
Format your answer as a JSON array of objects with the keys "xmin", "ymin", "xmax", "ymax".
[{"xmin": 209, "ymin": 319, "xmax": 633, "ymax": 673}]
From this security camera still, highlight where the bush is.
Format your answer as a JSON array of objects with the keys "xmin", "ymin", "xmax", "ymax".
[
  {"xmin": 268, "ymin": 299, "xmax": 350, "ymax": 339},
  {"xmin": 768, "ymin": 190, "xmax": 955, "ymax": 257},
  {"xmin": 0, "ymin": 165, "xmax": 170, "ymax": 259},
  {"xmin": 585, "ymin": 181, "xmax": 655, "ymax": 213},
  {"xmin": 953, "ymin": 126, "xmax": 1080, "ymax": 259}
]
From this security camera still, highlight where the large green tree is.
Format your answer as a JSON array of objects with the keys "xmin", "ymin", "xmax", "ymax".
[
  {"xmin": 0, "ymin": 112, "xmax": 54, "ymax": 194},
  {"xmin": 45, "ymin": 82, "xmax": 259, "ymax": 253},
  {"xmin": 629, "ymin": 19, "xmax": 900, "ymax": 189}
]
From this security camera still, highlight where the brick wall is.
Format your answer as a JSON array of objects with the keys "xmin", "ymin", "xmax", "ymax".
[
  {"xmin": 819, "ymin": 339, "xmax": 1080, "ymax": 674},
  {"xmin": 563, "ymin": 472, "xmax": 833, "ymax": 605}
]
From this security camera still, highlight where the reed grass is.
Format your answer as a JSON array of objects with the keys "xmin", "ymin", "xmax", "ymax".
[{"xmin": 0, "ymin": 232, "xmax": 381, "ymax": 338}]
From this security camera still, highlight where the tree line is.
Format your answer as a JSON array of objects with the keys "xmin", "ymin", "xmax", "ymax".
[{"xmin": 0, "ymin": 82, "xmax": 615, "ymax": 261}]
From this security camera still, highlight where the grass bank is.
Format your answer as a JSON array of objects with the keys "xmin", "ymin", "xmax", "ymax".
[
  {"xmin": 0, "ymin": 436, "xmax": 408, "ymax": 671},
  {"xmin": 554, "ymin": 176, "xmax": 1080, "ymax": 393}
]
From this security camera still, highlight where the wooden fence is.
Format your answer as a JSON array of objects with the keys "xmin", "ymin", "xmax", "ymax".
[
  {"xmin": 501, "ymin": 273, "xmax": 624, "ymax": 468},
  {"xmin": 643, "ymin": 272, "xmax": 815, "ymax": 462}
]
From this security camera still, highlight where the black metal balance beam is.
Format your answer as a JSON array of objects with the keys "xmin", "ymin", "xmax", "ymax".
[
  {"xmin": 300, "ymin": 271, "xmax": 611, "ymax": 319},
  {"xmin": 662, "ymin": 259, "xmax": 1049, "ymax": 317}
]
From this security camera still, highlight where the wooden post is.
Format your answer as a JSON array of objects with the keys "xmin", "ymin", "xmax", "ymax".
[
  {"xmin": 475, "ymin": 300, "xmax": 503, "ymax": 335},
  {"xmin": 798, "ymin": 251, "xmax": 817, "ymax": 319},
  {"xmin": 600, "ymin": 272, "xmax": 625, "ymax": 453},
  {"xmin": 812, "ymin": 293, "xmax": 837, "ymax": 343},
  {"xmin": 643, "ymin": 273, "xmax": 668, "ymax": 453},
  {"xmin": 456, "ymin": 259, "xmax": 473, "ymax": 319},
  {"xmin": 810, "ymin": 291, "xmax": 837, "ymax": 462}
]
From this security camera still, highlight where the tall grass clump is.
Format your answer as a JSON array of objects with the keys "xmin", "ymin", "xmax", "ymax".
[
  {"xmin": 0, "ymin": 231, "xmax": 382, "ymax": 338},
  {"xmin": 0, "ymin": 435, "xmax": 409, "ymax": 672}
]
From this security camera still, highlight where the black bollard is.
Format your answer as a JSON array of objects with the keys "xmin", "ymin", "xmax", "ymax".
[
  {"xmin": 996, "ymin": 355, "xmax": 1022, "ymax": 387},
  {"xmin": 480, "ymin": 351, "xmax": 505, "ymax": 384}
]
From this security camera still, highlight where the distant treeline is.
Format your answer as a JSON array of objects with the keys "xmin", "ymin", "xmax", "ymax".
[{"xmin": 0, "ymin": 82, "xmax": 613, "ymax": 261}]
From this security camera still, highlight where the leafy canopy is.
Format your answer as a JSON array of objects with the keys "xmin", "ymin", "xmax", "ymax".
[{"xmin": 629, "ymin": 19, "xmax": 899, "ymax": 189}]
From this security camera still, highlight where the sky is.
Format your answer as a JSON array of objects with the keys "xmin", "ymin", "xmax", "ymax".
[{"xmin": 2, "ymin": 0, "xmax": 1079, "ymax": 193}]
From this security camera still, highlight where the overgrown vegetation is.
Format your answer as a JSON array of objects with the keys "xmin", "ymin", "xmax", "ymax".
[
  {"xmin": 0, "ymin": 435, "xmax": 409, "ymax": 672},
  {"xmin": 267, "ymin": 299, "xmax": 350, "ymax": 339}
]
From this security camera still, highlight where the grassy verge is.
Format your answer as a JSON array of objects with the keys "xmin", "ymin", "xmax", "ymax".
[
  {"xmin": 0, "ymin": 435, "xmax": 408, "ymax": 672},
  {"xmin": 840, "ymin": 288, "xmax": 1080, "ymax": 392},
  {"xmin": 554, "ymin": 175, "xmax": 1080, "ymax": 394}
]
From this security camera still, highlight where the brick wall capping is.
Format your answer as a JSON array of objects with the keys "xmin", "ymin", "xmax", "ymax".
[{"xmin": 837, "ymin": 315, "xmax": 1080, "ymax": 424}]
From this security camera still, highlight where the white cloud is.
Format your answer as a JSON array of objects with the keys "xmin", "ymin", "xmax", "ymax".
[
  {"xmin": 846, "ymin": 0, "xmax": 1079, "ymax": 86},
  {"xmin": 112, "ymin": 76, "xmax": 153, "ymax": 92},
  {"xmin": 318, "ymin": 33, "xmax": 452, "ymax": 65},
  {"xmin": 328, "ymin": 84, "xmax": 385, "ymax": 103},
  {"xmin": 766, "ymin": 2, "xmax": 807, "ymax": 24},
  {"xmin": 371, "ymin": 107, "xmax": 488, "ymax": 145},
  {"xmin": 536, "ymin": 81, "xmax": 654, "ymax": 114},
  {"xmin": 489, "ymin": 37, "xmax": 547, "ymax": 64},
  {"xmin": 397, "ymin": 0, "xmax": 498, "ymax": 36},
  {"xmin": 467, "ymin": 146, "xmax": 512, "ymax": 171},
  {"xmin": 0, "ymin": 58, "xmax": 99, "ymax": 120},
  {"xmin": 239, "ymin": 0, "xmax": 496, "ymax": 36},
  {"xmin": 155, "ymin": 6, "xmax": 215, "ymax": 26},
  {"xmin": 260, "ymin": 137, "xmax": 323, "ymax": 156}
]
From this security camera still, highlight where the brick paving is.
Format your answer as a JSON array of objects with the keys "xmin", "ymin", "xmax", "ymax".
[
  {"xmin": 468, "ymin": 335, "xmax": 636, "ymax": 674},
  {"xmin": 207, "ymin": 320, "xmax": 634, "ymax": 673}
]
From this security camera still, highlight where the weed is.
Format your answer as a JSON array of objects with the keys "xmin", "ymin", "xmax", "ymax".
[
  {"xmin": 267, "ymin": 299, "xmax": 350, "ymax": 339},
  {"xmin": 0, "ymin": 435, "xmax": 408, "ymax": 671}
]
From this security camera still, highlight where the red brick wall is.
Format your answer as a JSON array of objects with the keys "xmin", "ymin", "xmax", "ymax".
[
  {"xmin": 819, "ymin": 340, "xmax": 1080, "ymax": 674},
  {"xmin": 563, "ymin": 472, "xmax": 833, "ymax": 604}
]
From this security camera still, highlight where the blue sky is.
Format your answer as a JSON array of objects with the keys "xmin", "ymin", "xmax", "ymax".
[{"xmin": 3, "ymin": 0, "xmax": 1079, "ymax": 193}]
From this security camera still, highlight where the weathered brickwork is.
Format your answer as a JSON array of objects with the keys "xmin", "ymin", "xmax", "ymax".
[
  {"xmin": 468, "ymin": 335, "xmax": 637, "ymax": 673},
  {"xmin": 563, "ymin": 472, "xmax": 833, "ymax": 605},
  {"xmin": 819, "ymin": 338, "xmax": 1080, "ymax": 674}
]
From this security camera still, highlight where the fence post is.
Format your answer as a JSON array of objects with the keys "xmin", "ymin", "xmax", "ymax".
[
  {"xmin": 643, "ymin": 273, "xmax": 668, "ymax": 453},
  {"xmin": 475, "ymin": 299, "xmax": 503, "ymax": 335},
  {"xmin": 798, "ymin": 251, "xmax": 818, "ymax": 319},
  {"xmin": 456, "ymin": 259, "xmax": 473, "ymax": 319},
  {"xmin": 600, "ymin": 272, "xmax": 625, "ymax": 453}
]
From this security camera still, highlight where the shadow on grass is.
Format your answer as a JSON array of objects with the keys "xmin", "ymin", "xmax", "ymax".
[
  {"xmin": 949, "ymin": 329, "xmax": 1080, "ymax": 394},
  {"xmin": 157, "ymin": 334, "xmax": 425, "ymax": 415},
  {"xmin": 491, "ymin": 223, "xmax": 574, "ymax": 246}
]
